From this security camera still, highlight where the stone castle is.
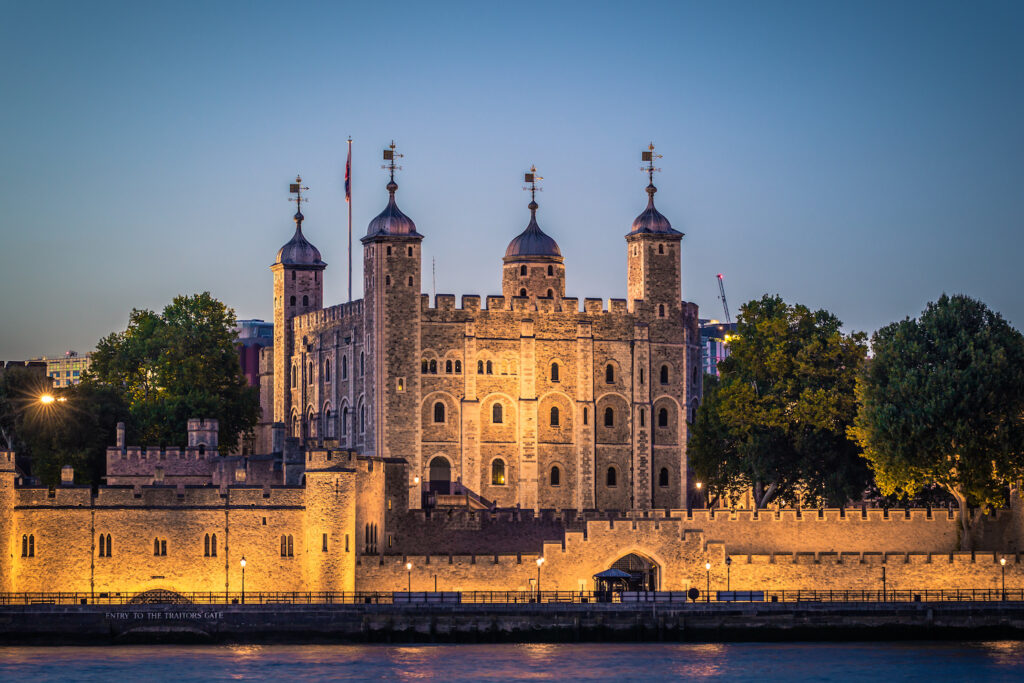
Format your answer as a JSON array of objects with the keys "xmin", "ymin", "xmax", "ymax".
[
  {"xmin": 259, "ymin": 148, "xmax": 701, "ymax": 512},
  {"xmin": 2, "ymin": 146, "xmax": 1022, "ymax": 598}
]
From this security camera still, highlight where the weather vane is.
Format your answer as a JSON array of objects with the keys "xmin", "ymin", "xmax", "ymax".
[
  {"xmin": 523, "ymin": 165, "xmax": 543, "ymax": 203},
  {"xmin": 641, "ymin": 142, "xmax": 662, "ymax": 186},
  {"xmin": 381, "ymin": 140, "xmax": 403, "ymax": 182},
  {"xmin": 288, "ymin": 175, "xmax": 309, "ymax": 208}
]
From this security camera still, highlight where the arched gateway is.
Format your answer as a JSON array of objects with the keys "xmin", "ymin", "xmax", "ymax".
[
  {"xmin": 597, "ymin": 553, "xmax": 660, "ymax": 592},
  {"xmin": 428, "ymin": 456, "xmax": 452, "ymax": 494}
]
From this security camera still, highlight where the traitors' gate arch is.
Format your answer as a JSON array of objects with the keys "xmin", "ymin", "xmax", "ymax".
[{"xmin": 604, "ymin": 553, "xmax": 660, "ymax": 592}]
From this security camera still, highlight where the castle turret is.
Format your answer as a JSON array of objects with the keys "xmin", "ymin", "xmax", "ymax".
[
  {"xmin": 360, "ymin": 142, "xmax": 423, "ymax": 485},
  {"xmin": 502, "ymin": 166, "xmax": 565, "ymax": 303},
  {"xmin": 626, "ymin": 145, "xmax": 683, "ymax": 316},
  {"xmin": 0, "ymin": 451, "xmax": 15, "ymax": 592},
  {"xmin": 271, "ymin": 176, "xmax": 326, "ymax": 433},
  {"xmin": 304, "ymin": 459, "xmax": 357, "ymax": 592}
]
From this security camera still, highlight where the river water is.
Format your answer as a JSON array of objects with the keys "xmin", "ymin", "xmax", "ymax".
[{"xmin": 2, "ymin": 641, "xmax": 1023, "ymax": 681}]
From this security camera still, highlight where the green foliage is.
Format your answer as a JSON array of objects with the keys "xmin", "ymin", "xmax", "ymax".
[
  {"xmin": 689, "ymin": 294, "xmax": 869, "ymax": 507},
  {"xmin": 0, "ymin": 365, "xmax": 53, "ymax": 454},
  {"xmin": 89, "ymin": 292, "xmax": 258, "ymax": 453},
  {"xmin": 851, "ymin": 294, "xmax": 1024, "ymax": 532}
]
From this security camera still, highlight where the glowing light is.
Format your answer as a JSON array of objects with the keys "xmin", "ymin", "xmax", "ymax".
[
  {"xmin": 1001, "ymin": 557, "xmax": 1008, "ymax": 566},
  {"xmin": 240, "ymin": 556, "xmax": 246, "ymax": 568},
  {"xmin": 413, "ymin": 476, "xmax": 420, "ymax": 485},
  {"xmin": 705, "ymin": 562, "xmax": 711, "ymax": 571},
  {"xmin": 406, "ymin": 562, "xmax": 412, "ymax": 571},
  {"xmin": 536, "ymin": 557, "xmax": 545, "ymax": 567},
  {"xmin": 39, "ymin": 394, "xmax": 55, "ymax": 405},
  {"xmin": 696, "ymin": 482, "xmax": 702, "ymax": 490}
]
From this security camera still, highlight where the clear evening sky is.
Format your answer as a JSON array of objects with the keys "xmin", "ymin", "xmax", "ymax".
[{"xmin": 1, "ymin": 1, "xmax": 1021, "ymax": 359}]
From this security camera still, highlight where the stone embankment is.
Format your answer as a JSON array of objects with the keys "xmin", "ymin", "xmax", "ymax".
[{"xmin": 3, "ymin": 602, "xmax": 1024, "ymax": 644}]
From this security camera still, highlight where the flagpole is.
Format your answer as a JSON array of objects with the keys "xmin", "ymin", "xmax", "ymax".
[{"xmin": 347, "ymin": 137, "xmax": 353, "ymax": 303}]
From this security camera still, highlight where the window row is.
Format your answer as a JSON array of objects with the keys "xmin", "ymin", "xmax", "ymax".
[
  {"xmin": 384, "ymin": 245, "xmax": 415, "ymax": 257},
  {"xmin": 517, "ymin": 287, "xmax": 555, "ymax": 298},
  {"xmin": 384, "ymin": 274, "xmax": 415, "ymax": 287},
  {"xmin": 364, "ymin": 523, "xmax": 378, "ymax": 554},
  {"xmin": 291, "ymin": 354, "xmax": 363, "ymax": 388},
  {"xmin": 422, "ymin": 359, "xmax": 462, "ymax": 374},
  {"xmin": 518, "ymin": 264, "xmax": 556, "ymax": 277}
]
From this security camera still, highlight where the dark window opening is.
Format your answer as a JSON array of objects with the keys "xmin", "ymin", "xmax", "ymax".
[
  {"xmin": 433, "ymin": 401, "xmax": 445, "ymax": 423},
  {"xmin": 604, "ymin": 407, "xmax": 614, "ymax": 427},
  {"xmin": 550, "ymin": 466, "xmax": 561, "ymax": 486},
  {"xmin": 551, "ymin": 362, "xmax": 559, "ymax": 382},
  {"xmin": 550, "ymin": 406, "xmax": 560, "ymax": 427},
  {"xmin": 660, "ymin": 365, "xmax": 669, "ymax": 384},
  {"xmin": 605, "ymin": 364, "xmax": 615, "ymax": 383},
  {"xmin": 606, "ymin": 467, "xmax": 617, "ymax": 487},
  {"xmin": 659, "ymin": 468, "xmax": 669, "ymax": 487},
  {"xmin": 491, "ymin": 459, "xmax": 506, "ymax": 485},
  {"xmin": 492, "ymin": 403, "xmax": 503, "ymax": 423},
  {"xmin": 658, "ymin": 408, "xmax": 669, "ymax": 427}
]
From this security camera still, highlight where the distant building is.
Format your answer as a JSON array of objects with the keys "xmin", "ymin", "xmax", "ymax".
[
  {"xmin": 32, "ymin": 351, "xmax": 91, "ymax": 388},
  {"xmin": 235, "ymin": 319, "xmax": 274, "ymax": 387},
  {"xmin": 699, "ymin": 319, "xmax": 737, "ymax": 382}
]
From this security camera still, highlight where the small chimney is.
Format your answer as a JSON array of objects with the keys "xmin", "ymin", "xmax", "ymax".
[
  {"xmin": 61, "ymin": 465, "xmax": 74, "ymax": 485},
  {"xmin": 116, "ymin": 422, "xmax": 126, "ymax": 451}
]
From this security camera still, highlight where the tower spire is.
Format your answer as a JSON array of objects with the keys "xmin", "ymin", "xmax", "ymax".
[
  {"xmin": 288, "ymin": 175, "xmax": 309, "ymax": 227},
  {"xmin": 381, "ymin": 140, "xmax": 404, "ymax": 196},
  {"xmin": 641, "ymin": 142, "xmax": 662, "ymax": 204},
  {"xmin": 523, "ymin": 164, "xmax": 543, "ymax": 219}
]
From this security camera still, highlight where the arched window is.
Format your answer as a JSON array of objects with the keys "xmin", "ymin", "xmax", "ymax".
[
  {"xmin": 422, "ymin": 359, "xmax": 429, "ymax": 374},
  {"xmin": 325, "ymin": 359, "xmax": 332, "ymax": 383},
  {"xmin": 660, "ymin": 365, "xmax": 669, "ymax": 384},
  {"xmin": 605, "ymin": 364, "xmax": 614, "ymax": 383},
  {"xmin": 303, "ymin": 294, "xmax": 309, "ymax": 306},
  {"xmin": 289, "ymin": 295, "xmax": 296, "ymax": 306},
  {"xmin": 429, "ymin": 359, "xmax": 437, "ymax": 374},
  {"xmin": 360, "ymin": 405, "xmax": 366, "ymax": 432},
  {"xmin": 308, "ymin": 362, "xmax": 313, "ymax": 383},
  {"xmin": 492, "ymin": 403, "xmax": 503, "ymax": 424},
  {"xmin": 291, "ymin": 365, "xmax": 297, "ymax": 388},
  {"xmin": 386, "ymin": 246, "xmax": 392, "ymax": 256},
  {"xmin": 198, "ymin": 444, "xmax": 206, "ymax": 456},
  {"xmin": 604, "ymin": 407, "xmax": 614, "ymax": 427},
  {"xmin": 105, "ymin": 534, "xmax": 111, "ymax": 557},
  {"xmin": 433, "ymin": 401, "xmax": 445, "ymax": 423},
  {"xmin": 99, "ymin": 533, "xmax": 107, "ymax": 557},
  {"xmin": 325, "ymin": 407, "xmax": 335, "ymax": 437},
  {"xmin": 280, "ymin": 535, "xmax": 287, "ymax": 556},
  {"xmin": 520, "ymin": 265, "xmax": 527, "ymax": 276},
  {"xmin": 583, "ymin": 407, "xmax": 588, "ymax": 425},
  {"xmin": 342, "ymin": 355, "xmax": 348, "ymax": 379},
  {"xmin": 520, "ymin": 288, "xmax": 527, "ymax": 297},
  {"xmin": 455, "ymin": 360, "xmax": 462, "ymax": 373},
  {"xmin": 360, "ymin": 352, "xmax": 364, "ymax": 376},
  {"xmin": 211, "ymin": 533, "xmax": 217, "ymax": 557},
  {"xmin": 659, "ymin": 468, "xmax": 669, "ymax": 486},
  {"xmin": 550, "ymin": 406, "xmax": 559, "ymax": 427},
  {"xmin": 550, "ymin": 466, "xmax": 560, "ymax": 486},
  {"xmin": 154, "ymin": 538, "xmax": 160, "ymax": 555},
  {"xmin": 550, "ymin": 362, "xmax": 559, "ymax": 382},
  {"xmin": 639, "ymin": 409, "xmax": 645, "ymax": 427},
  {"xmin": 491, "ymin": 459, "xmax": 506, "ymax": 485},
  {"xmin": 658, "ymin": 244, "xmax": 664, "ymax": 254},
  {"xmin": 385, "ymin": 275, "xmax": 391, "ymax": 286},
  {"xmin": 659, "ymin": 304, "xmax": 665, "ymax": 318},
  {"xmin": 288, "ymin": 535, "xmax": 294, "ymax": 557},
  {"xmin": 408, "ymin": 246, "xmax": 413, "ymax": 256},
  {"xmin": 477, "ymin": 360, "xmax": 484, "ymax": 374},
  {"xmin": 658, "ymin": 408, "xmax": 669, "ymax": 427},
  {"xmin": 547, "ymin": 289, "xmax": 553, "ymax": 298},
  {"xmin": 445, "ymin": 360, "xmax": 453, "ymax": 373},
  {"xmin": 547, "ymin": 265, "xmax": 553, "ymax": 276},
  {"xmin": 408, "ymin": 275, "xmax": 414, "ymax": 286},
  {"xmin": 692, "ymin": 366, "xmax": 697, "ymax": 384},
  {"xmin": 342, "ymin": 407, "xmax": 349, "ymax": 436},
  {"xmin": 486, "ymin": 361, "xmax": 493, "ymax": 375},
  {"xmin": 204, "ymin": 533, "xmax": 210, "ymax": 557},
  {"xmin": 606, "ymin": 467, "xmax": 617, "ymax": 487}
]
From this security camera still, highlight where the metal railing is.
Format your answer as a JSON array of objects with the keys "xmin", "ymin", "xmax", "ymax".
[{"xmin": 0, "ymin": 588, "xmax": 1021, "ymax": 606}]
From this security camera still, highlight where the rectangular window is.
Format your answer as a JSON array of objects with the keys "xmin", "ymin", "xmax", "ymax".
[
  {"xmin": 322, "ymin": 533, "xmax": 328, "ymax": 552},
  {"xmin": 262, "ymin": 517, "xmax": 267, "ymax": 525},
  {"xmin": 388, "ymin": 534, "xmax": 393, "ymax": 548},
  {"xmin": 345, "ymin": 534, "xmax": 350, "ymax": 552}
]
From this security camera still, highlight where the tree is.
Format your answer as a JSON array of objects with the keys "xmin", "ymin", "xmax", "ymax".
[
  {"xmin": 689, "ymin": 295, "xmax": 870, "ymax": 508},
  {"xmin": 89, "ymin": 292, "xmax": 258, "ymax": 453},
  {"xmin": 851, "ymin": 294, "xmax": 1024, "ymax": 544},
  {"xmin": 0, "ymin": 364, "xmax": 52, "ymax": 454}
]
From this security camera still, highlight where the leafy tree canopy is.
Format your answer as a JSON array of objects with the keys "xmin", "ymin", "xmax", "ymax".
[
  {"xmin": 851, "ymin": 294, "xmax": 1024, "ymax": 540},
  {"xmin": 89, "ymin": 292, "xmax": 258, "ymax": 453},
  {"xmin": 689, "ymin": 294, "xmax": 869, "ymax": 508}
]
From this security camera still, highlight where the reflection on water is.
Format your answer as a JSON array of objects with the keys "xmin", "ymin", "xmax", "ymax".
[{"xmin": 2, "ymin": 641, "xmax": 1024, "ymax": 681}]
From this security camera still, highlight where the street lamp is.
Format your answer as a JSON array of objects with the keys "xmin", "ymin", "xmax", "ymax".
[
  {"xmin": 695, "ymin": 482, "xmax": 704, "ymax": 508},
  {"xmin": 39, "ymin": 394, "xmax": 55, "ymax": 405},
  {"xmin": 406, "ymin": 561, "xmax": 413, "ymax": 593},
  {"xmin": 240, "ymin": 556, "xmax": 246, "ymax": 604},
  {"xmin": 1001, "ymin": 557, "xmax": 1007, "ymax": 600},
  {"xmin": 725, "ymin": 556, "xmax": 732, "ymax": 592},
  {"xmin": 705, "ymin": 561, "xmax": 711, "ymax": 603},
  {"xmin": 536, "ymin": 557, "xmax": 545, "ymax": 602}
]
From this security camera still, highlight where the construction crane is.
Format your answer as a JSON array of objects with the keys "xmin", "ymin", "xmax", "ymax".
[{"xmin": 716, "ymin": 273, "xmax": 732, "ymax": 324}]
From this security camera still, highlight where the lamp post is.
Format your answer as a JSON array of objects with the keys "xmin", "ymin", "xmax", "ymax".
[
  {"xmin": 406, "ymin": 561, "xmax": 412, "ymax": 593},
  {"xmin": 696, "ymin": 481, "xmax": 703, "ymax": 508},
  {"xmin": 1001, "ymin": 557, "xmax": 1007, "ymax": 600},
  {"xmin": 536, "ymin": 557, "xmax": 545, "ymax": 602},
  {"xmin": 725, "ymin": 556, "xmax": 732, "ymax": 592},
  {"xmin": 705, "ymin": 561, "xmax": 711, "ymax": 603},
  {"xmin": 240, "ymin": 556, "xmax": 246, "ymax": 604}
]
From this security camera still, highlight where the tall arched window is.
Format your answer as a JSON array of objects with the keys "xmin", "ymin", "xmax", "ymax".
[
  {"xmin": 550, "ymin": 362, "xmax": 559, "ymax": 382},
  {"xmin": 433, "ymin": 401, "xmax": 445, "ymax": 423},
  {"xmin": 342, "ymin": 407, "xmax": 349, "ymax": 436},
  {"xmin": 660, "ymin": 365, "xmax": 669, "ymax": 384},
  {"xmin": 98, "ymin": 534, "xmax": 106, "ymax": 557},
  {"xmin": 360, "ymin": 352, "xmax": 364, "ymax": 376},
  {"xmin": 280, "ymin": 535, "xmax": 287, "ymax": 556},
  {"xmin": 604, "ymin": 407, "xmax": 614, "ymax": 427},
  {"xmin": 342, "ymin": 355, "xmax": 348, "ymax": 379},
  {"xmin": 547, "ymin": 265, "xmax": 553, "ymax": 276},
  {"xmin": 445, "ymin": 360, "xmax": 453, "ymax": 373},
  {"xmin": 211, "ymin": 533, "xmax": 217, "ymax": 557},
  {"xmin": 288, "ymin": 535, "xmax": 294, "ymax": 556},
  {"xmin": 583, "ymin": 407, "xmax": 589, "ymax": 425},
  {"xmin": 658, "ymin": 408, "xmax": 669, "ymax": 427},
  {"xmin": 491, "ymin": 459, "xmax": 506, "ymax": 485},
  {"xmin": 303, "ymin": 294, "xmax": 309, "ymax": 306},
  {"xmin": 486, "ymin": 361, "xmax": 493, "ymax": 374},
  {"xmin": 325, "ymin": 407, "xmax": 335, "ymax": 438},
  {"xmin": 408, "ymin": 275, "xmax": 414, "ymax": 286},
  {"xmin": 659, "ymin": 304, "xmax": 665, "ymax": 318},
  {"xmin": 429, "ymin": 359, "xmax": 437, "ymax": 374},
  {"xmin": 291, "ymin": 365, "xmax": 297, "ymax": 388},
  {"xmin": 477, "ymin": 360, "xmax": 484, "ymax": 374},
  {"xmin": 606, "ymin": 467, "xmax": 617, "ymax": 487},
  {"xmin": 550, "ymin": 466, "xmax": 560, "ymax": 486},
  {"xmin": 550, "ymin": 406, "xmax": 559, "ymax": 427},
  {"xmin": 455, "ymin": 360, "xmax": 462, "ymax": 373},
  {"xmin": 547, "ymin": 289, "xmax": 553, "ymax": 298},
  {"xmin": 492, "ymin": 403, "xmax": 503, "ymax": 424},
  {"xmin": 520, "ymin": 288, "xmax": 527, "ymax": 297},
  {"xmin": 105, "ymin": 534, "xmax": 111, "ymax": 557},
  {"xmin": 520, "ymin": 265, "xmax": 527, "ymax": 276},
  {"xmin": 289, "ymin": 295, "xmax": 296, "ymax": 306},
  {"xmin": 308, "ymin": 362, "xmax": 313, "ymax": 383},
  {"xmin": 422, "ymin": 359, "xmax": 429, "ymax": 374},
  {"xmin": 605, "ymin": 364, "xmax": 615, "ymax": 383},
  {"xmin": 658, "ymin": 244, "xmax": 664, "ymax": 254},
  {"xmin": 325, "ymin": 359, "xmax": 332, "ymax": 383},
  {"xmin": 204, "ymin": 533, "xmax": 211, "ymax": 557},
  {"xmin": 360, "ymin": 405, "xmax": 366, "ymax": 432},
  {"xmin": 639, "ymin": 409, "xmax": 645, "ymax": 427},
  {"xmin": 659, "ymin": 468, "xmax": 669, "ymax": 487}
]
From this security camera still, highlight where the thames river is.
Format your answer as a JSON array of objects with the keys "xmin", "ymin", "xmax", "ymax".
[{"xmin": 2, "ymin": 642, "xmax": 1024, "ymax": 681}]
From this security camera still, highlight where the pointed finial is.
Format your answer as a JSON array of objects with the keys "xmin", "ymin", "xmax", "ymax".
[
  {"xmin": 641, "ymin": 142, "xmax": 662, "ymax": 202},
  {"xmin": 288, "ymin": 175, "xmax": 309, "ymax": 225},
  {"xmin": 381, "ymin": 140, "xmax": 404, "ymax": 195},
  {"xmin": 523, "ymin": 165, "xmax": 543, "ymax": 215}
]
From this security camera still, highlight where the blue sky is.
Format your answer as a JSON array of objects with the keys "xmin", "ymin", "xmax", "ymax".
[{"xmin": 1, "ymin": 1, "xmax": 1021, "ymax": 358}]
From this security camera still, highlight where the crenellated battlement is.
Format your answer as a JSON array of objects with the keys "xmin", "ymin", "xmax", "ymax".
[
  {"xmin": 292, "ymin": 300, "xmax": 364, "ymax": 332},
  {"xmin": 416, "ymin": 291, "xmax": 663, "ymax": 319},
  {"xmin": 15, "ymin": 483, "xmax": 307, "ymax": 508}
]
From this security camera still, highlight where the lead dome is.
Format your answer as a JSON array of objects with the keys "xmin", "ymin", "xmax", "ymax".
[
  {"xmin": 275, "ymin": 211, "xmax": 325, "ymax": 266},
  {"xmin": 503, "ymin": 200, "xmax": 562, "ymax": 261}
]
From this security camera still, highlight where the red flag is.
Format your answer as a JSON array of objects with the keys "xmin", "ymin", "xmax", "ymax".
[{"xmin": 344, "ymin": 144, "xmax": 351, "ymax": 203}]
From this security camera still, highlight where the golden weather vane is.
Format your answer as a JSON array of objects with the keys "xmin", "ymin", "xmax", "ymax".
[
  {"xmin": 641, "ymin": 142, "xmax": 662, "ymax": 185},
  {"xmin": 381, "ymin": 140, "xmax": 404, "ymax": 182},
  {"xmin": 288, "ymin": 175, "xmax": 309, "ymax": 208},
  {"xmin": 523, "ymin": 164, "xmax": 543, "ymax": 203}
]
